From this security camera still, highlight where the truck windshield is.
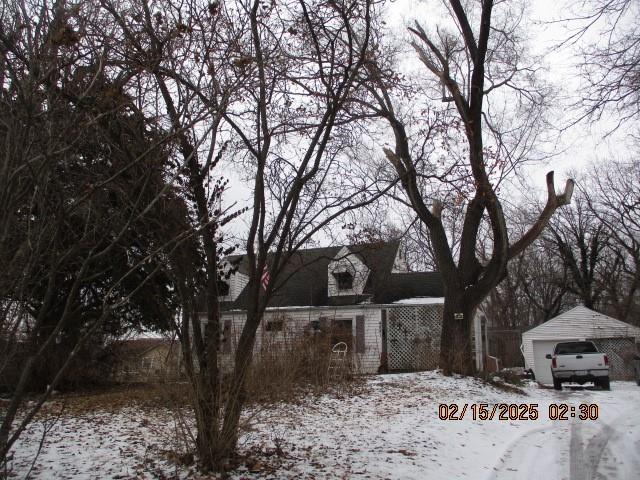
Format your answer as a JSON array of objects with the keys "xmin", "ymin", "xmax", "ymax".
[{"xmin": 555, "ymin": 342, "xmax": 598, "ymax": 355}]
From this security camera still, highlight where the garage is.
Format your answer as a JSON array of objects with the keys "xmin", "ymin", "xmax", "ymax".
[
  {"xmin": 531, "ymin": 338, "xmax": 579, "ymax": 384},
  {"xmin": 522, "ymin": 305, "xmax": 640, "ymax": 384}
]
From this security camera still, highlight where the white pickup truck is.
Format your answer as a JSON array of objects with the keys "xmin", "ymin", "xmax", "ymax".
[{"xmin": 546, "ymin": 341, "xmax": 610, "ymax": 391}]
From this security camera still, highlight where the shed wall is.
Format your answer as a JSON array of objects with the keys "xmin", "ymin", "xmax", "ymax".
[{"xmin": 116, "ymin": 344, "xmax": 182, "ymax": 383}]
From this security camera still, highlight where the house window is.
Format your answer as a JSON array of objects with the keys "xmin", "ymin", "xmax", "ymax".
[
  {"xmin": 141, "ymin": 357, "xmax": 153, "ymax": 370},
  {"xmin": 331, "ymin": 319, "xmax": 353, "ymax": 349},
  {"xmin": 265, "ymin": 319, "xmax": 284, "ymax": 332},
  {"xmin": 333, "ymin": 271, "xmax": 353, "ymax": 290}
]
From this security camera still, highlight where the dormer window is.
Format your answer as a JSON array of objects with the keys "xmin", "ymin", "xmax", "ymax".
[
  {"xmin": 333, "ymin": 271, "xmax": 353, "ymax": 290},
  {"xmin": 328, "ymin": 246, "xmax": 369, "ymax": 297}
]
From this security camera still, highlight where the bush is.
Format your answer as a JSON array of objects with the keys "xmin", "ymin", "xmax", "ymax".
[{"xmin": 246, "ymin": 328, "xmax": 355, "ymax": 403}]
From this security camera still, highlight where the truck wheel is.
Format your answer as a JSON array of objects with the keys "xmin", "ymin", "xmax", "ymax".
[
  {"xmin": 553, "ymin": 377, "xmax": 562, "ymax": 390},
  {"xmin": 600, "ymin": 377, "xmax": 611, "ymax": 391}
]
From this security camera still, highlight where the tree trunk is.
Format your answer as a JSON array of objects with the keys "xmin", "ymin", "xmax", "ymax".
[
  {"xmin": 183, "ymin": 294, "xmax": 226, "ymax": 471},
  {"xmin": 218, "ymin": 307, "xmax": 262, "ymax": 458},
  {"xmin": 439, "ymin": 292, "xmax": 476, "ymax": 376},
  {"xmin": 193, "ymin": 391, "xmax": 222, "ymax": 470}
]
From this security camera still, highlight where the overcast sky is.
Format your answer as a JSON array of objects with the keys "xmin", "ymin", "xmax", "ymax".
[
  {"xmin": 223, "ymin": 0, "xmax": 635, "ymax": 243},
  {"xmin": 387, "ymin": 0, "xmax": 634, "ymax": 186}
]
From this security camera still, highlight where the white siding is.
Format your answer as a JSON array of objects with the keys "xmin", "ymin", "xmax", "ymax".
[
  {"xmin": 473, "ymin": 311, "xmax": 485, "ymax": 371},
  {"xmin": 521, "ymin": 305, "xmax": 640, "ymax": 375},
  {"xmin": 211, "ymin": 301, "xmax": 489, "ymax": 375},
  {"xmin": 327, "ymin": 246, "xmax": 370, "ymax": 297},
  {"xmin": 214, "ymin": 306, "xmax": 384, "ymax": 374},
  {"xmin": 218, "ymin": 271, "xmax": 249, "ymax": 302}
]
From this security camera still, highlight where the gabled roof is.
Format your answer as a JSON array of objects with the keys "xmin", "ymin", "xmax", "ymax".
[
  {"xmin": 217, "ymin": 241, "xmax": 443, "ymax": 310},
  {"xmin": 522, "ymin": 305, "xmax": 640, "ymax": 340}
]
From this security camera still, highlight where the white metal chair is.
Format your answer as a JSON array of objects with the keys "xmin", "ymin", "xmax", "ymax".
[{"xmin": 327, "ymin": 342, "xmax": 349, "ymax": 382}]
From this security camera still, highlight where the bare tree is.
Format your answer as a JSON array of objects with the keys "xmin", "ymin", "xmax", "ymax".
[
  {"xmin": 484, "ymin": 236, "xmax": 569, "ymax": 328},
  {"xmin": 545, "ymin": 197, "xmax": 609, "ymax": 310},
  {"xmin": 517, "ymin": 243, "xmax": 569, "ymax": 323},
  {"xmin": 584, "ymin": 159, "xmax": 640, "ymax": 322},
  {"xmin": 563, "ymin": 0, "xmax": 640, "ymax": 126},
  {"xmin": 97, "ymin": 0, "xmax": 249, "ymax": 469},
  {"xmin": 365, "ymin": 0, "xmax": 574, "ymax": 374},
  {"xmin": 219, "ymin": 0, "xmax": 388, "ymax": 462},
  {"xmin": 100, "ymin": 0, "xmax": 389, "ymax": 470}
]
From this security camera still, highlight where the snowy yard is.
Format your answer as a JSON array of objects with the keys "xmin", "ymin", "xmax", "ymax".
[{"xmin": 9, "ymin": 372, "xmax": 640, "ymax": 479}]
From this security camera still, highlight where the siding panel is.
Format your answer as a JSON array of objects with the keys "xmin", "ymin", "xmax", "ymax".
[
  {"xmin": 211, "ymin": 307, "xmax": 383, "ymax": 374},
  {"xmin": 356, "ymin": 315, "xmax": 365, "ymax": 353}
]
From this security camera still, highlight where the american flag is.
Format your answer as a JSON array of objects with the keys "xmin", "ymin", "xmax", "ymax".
[{"xmin": 261, "ymin": 265, "xmax": 270, "ymax": 291}]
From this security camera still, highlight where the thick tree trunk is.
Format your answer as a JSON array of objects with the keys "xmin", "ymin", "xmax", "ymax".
[{"xmin": 439, "ymin": 292, "xmax": 476, "ymax": 376}]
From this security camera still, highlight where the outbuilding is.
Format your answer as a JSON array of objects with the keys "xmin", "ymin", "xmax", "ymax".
[{"xmin": 522, "ymin": 305, "xmax": 640, "ymax": 385}]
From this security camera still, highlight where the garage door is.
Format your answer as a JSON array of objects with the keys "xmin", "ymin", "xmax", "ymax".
[{"xmin": 532, "ymin": 339, "xmax": 579, "ymax": 385}]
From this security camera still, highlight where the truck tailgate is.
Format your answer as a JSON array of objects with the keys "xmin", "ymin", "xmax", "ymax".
[{"xmin": 555, "ymin": 353, "xmax": 606, "ymax": 370}]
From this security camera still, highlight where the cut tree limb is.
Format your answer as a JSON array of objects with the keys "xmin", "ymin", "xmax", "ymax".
[{"xmin": 509, "ymin": 171, "xmax": 575, "ymax": 259}]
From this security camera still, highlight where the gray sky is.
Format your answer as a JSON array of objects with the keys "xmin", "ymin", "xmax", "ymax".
[
  {"xmin": 222, "ymin": 0, "xmax": 636, "ymax": 243},
  {"xmin": 386, "ymin": 0, "xmax": 634, "ymax": 188}
]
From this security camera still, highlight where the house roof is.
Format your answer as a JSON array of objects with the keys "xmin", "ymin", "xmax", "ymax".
[
  {"xmin": 522, "ymin": 305, "xmax": 640, "ymax": 340},
  {"xmin": 216, "ymin": 241, "xmax": 443, "ymax": 311}
]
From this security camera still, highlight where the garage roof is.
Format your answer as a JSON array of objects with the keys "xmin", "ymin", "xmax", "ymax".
[{"xmin": 522, "ymin": 305, "xmax": 640, "ymax": 340}]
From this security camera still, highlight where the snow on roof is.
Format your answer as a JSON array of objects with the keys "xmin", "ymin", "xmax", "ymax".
[
  {"xmin": 127, "ymin": 331, "xmax": 167, "ymax": 340},
  {"xmin": 393, "ymin": 297, "xmax": 445, "ymax": 305}
]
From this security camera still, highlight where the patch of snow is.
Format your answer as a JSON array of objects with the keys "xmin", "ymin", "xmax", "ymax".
[
  {"xmin": 122, "ymin": 329, "xmax": 170, "ymax": 340},
  {"xmin": 9, "ymin": 373, "xmax": 640, "ymax": 479},
  {"xmin": 393, "ymin": 296, "xmax": 445, "ymax": 305}
]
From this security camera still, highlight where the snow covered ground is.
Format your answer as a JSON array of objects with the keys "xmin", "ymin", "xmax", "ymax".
[{"xmin": 9, "ymin": 372, "xmax": 640, "ymax": 479}]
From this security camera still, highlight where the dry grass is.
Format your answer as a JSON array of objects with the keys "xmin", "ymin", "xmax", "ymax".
[
  {"xmin": 246, "ymin": 330, "xmax": 361, "ymax": 404},
  {"xmin": 7, "ymin": 382, "xmax": 191, "ymax": 419},
  {"xmin": 7, "ymin": 331, "xmax": 363, "ymax": 424},
  {"xmin": 475, "ymin": 371, "xmax": 527, "ymax": 395}
]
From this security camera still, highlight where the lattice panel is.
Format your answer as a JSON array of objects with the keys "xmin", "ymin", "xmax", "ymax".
[
  {"xmin": 387, "ymin": 305, "xmax": 443, "ymax": 371},
  {"xmin": 592, "ymin": 337, "xmax": 637, "ymax": 380}
]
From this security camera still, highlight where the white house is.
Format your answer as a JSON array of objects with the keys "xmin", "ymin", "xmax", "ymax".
[
  {"xmin": 205, "ymin": 241, "xmax": 487, "ymax": 374},
  {"xmin": 521, "ymin": 305, "xmax": 640, "ymax": 384}
]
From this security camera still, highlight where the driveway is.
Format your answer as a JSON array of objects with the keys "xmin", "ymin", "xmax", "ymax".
[{"xmin": 489, "ymin": 383, "xmax": 640, "ymax": 480}]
